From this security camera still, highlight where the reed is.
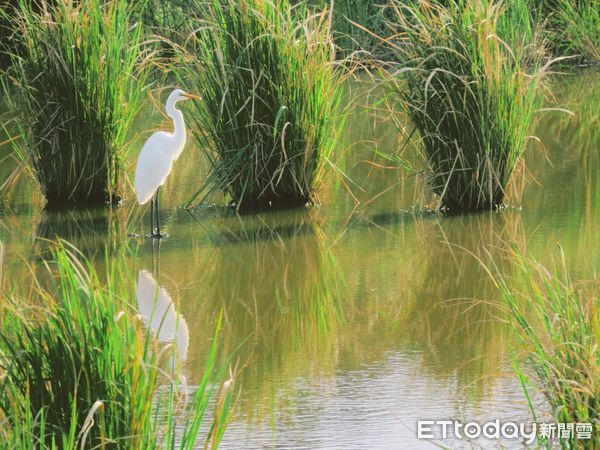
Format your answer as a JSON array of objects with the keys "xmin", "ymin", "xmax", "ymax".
[
  {"xmin": 141, "ymin": 0, "xmax": 190, "ymax": 61},
  {"xmin": 1, "ymin": 0, "xmax": 150, "ymax": 207},
  {"xmin": 548, "ymin": 0, "xmax": 600, "ymax": 63},
  {"xmin": 328, "ymin": 0, "xmax": 391, "ymax": 60},
  {"xmin": 497, "ymin": 252, "xmax": 599, "ymax": 447},
  {"xmin": 385, "ymin": 0, "xmax": 547, "ymax": 211},
  {"xmin": 0, "ymin": 243, "xmax": 234, "ymax": 449},
  {"xmin": 0, "ymin": 0, "xmax": 17, "ymax": 68},
  {"xmin": 179, "ymin": 0, "xmax": 344, "ymax": 210}
]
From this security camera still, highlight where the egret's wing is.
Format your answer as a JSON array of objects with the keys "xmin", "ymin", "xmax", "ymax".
[{"xmin": 134, "ymin": 133, "xmax": 175, "ymax": 204}]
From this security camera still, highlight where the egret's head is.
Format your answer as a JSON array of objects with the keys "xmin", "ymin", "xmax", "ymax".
[{"xmin": 166, "ymin": 89, "xmax": 201, "ymax": 111}]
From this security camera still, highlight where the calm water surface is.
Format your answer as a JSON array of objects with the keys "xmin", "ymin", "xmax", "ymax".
[{"xmin": 0, "ymin": 71, "xmax": 598, "ymax": 449}]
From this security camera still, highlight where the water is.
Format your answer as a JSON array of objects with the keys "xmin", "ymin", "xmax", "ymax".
[{"xmin": 0, "ymin": 71, "xmax": 598, "ymax": 449}]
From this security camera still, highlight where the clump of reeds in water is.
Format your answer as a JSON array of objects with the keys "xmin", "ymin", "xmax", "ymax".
[
  {"xmin": 0, "ymin": 243, "xmax": 233, "ymax": 449},
  {"xmin": 497, "ymin": 252, "xmax": 599, "ymax": 447},
  {"xmin": 1, "ymin": 0, "xmax": 150, "ymax": 207},
  {"xmin": 385, "ymin": 0, "xmax": 548, "ymax": 211},
  {"xmin": 180, "ymin": 0, "xmax": 343, "ymax": 210}
]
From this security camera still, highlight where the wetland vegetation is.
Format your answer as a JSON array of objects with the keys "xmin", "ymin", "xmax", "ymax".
[
  {"xmin": 2, "ymin": 0, "xmax": 150, "ymax": 207},
  {"xmin": 0, "ymin": 0, "xmax": 598, "ymax": 448}
]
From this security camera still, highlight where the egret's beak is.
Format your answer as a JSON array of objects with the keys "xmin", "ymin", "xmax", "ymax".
[{"xmin": 183, "ymin": 93, "xmax": 202, "ymax": 100}]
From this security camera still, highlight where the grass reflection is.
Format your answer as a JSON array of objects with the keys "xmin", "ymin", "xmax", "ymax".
[
  {"xmin": 407, "ymin": 212, "xmax": 524, "ymax": 393},
  {"xmin": 179, "ymin": 209, "xmax": 346, "ymax": 422}
]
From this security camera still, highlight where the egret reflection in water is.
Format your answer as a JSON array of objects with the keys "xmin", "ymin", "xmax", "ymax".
[{"xmin": 137, "ymin": 269, "xmax": 189, "ymax": 364}]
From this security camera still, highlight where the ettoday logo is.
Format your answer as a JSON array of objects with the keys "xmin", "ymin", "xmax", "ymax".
[{"xmin": 417, "ymin": 420, "xmax": 593, "ymax": 444}]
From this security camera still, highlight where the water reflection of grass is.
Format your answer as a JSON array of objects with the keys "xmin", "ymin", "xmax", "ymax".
[
  {"xmin": 333, "ymin": 209, "xmax": 526, "ymax": 398},
  {"xmin": 201, "ymin": 215, "xmax": 344, "ymax": 418},
  {"xmin": 525, "ymin": 71, "xmax": 600, "ymax": 277},
  {"xmin": 159, "ymin": 204, "xmax": 535, "ymax": 427},
  {"xmin": 407, "ymin": 212, "xmax": 524, "ymax": 393},
  {"xmin": 35, "ymin": 207, "xmax": 131, "ymax": 257}
]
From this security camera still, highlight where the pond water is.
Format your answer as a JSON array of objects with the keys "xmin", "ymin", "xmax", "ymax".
[{"xmin": 0, "ymin": 71, "xmax": 598, "ymax": 449}]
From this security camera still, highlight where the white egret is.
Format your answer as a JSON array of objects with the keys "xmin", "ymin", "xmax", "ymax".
[{"xmin": 134, "ymin": 89, "xmax": 200, "ymax": 238}]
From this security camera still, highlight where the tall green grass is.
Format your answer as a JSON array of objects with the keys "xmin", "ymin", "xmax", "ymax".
[
  {"xmin": 1, "ymin": 0, "xmax": 150, "ymax": 207},
  {"xmin": 320, "ymin": 0, "xmax": 391, "ymax": 60},
  {"xmin": 0, "ymin": 243, "xmax": 234, "ymax": 449},
  {"xmin": 385, "ymin": 0, "xmax": 548, "ymax": 211},
  {"xmin": 141, "ymin": 0, "xmax": 190, "ymax": 61},
  {"xmin": 496, "ymin": 252, "xmax": 599, "ymax": 447},
  {"xmin": 179, "ymin": 0, "xmax": 344, "ymax": 210},
  {"xmin": 0, "ymin": 0, "xmax": 18, "ymax": 68},
  {"xmin": 548, "ymin": 0, "xmax": 600, "ymax": 63}
]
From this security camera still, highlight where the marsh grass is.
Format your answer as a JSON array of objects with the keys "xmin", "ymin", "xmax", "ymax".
[
  {"xmin": 0, "ymin": 243, "xmax": 234, "ymax": 449},
  {"xmin": 328, "ymin": 0, "xmax": 391, "ymax": 60},
  {"xmin": 141, "ymin": 0, "xmax": 190, "ymax": 62},
  {"xmin": 179, "ymin": 0, "xmax": 344, "ymax": 210},
  {"xmin": 496, "ymin": 252, "xmax": 599, "ymax": 447},
  {"xmin": 548, "ymin": 0, "xmax": 600, "ymax": 63},
  {"xmin": 384, "ymin": 0, "xmax": 548, "ymax": 211},
  {"xmin": 1, "ymin": 0, "xmax": 150, "ymax": 208}
]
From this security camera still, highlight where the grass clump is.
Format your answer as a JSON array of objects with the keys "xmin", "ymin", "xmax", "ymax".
[
  {"xmin": 497, "ymin": 252, "xmax": 599, "ymax": 447},
  {"xmin": 180, "ymin": 0, "xmax": 343, "ymax": 210},
  {"xmin": 385, "ymin": 0, "xmax": 547, "ymax": 211},
  {"xmin": 0, "ymin": 243, "xmax": 234, "ymax": 449},
  {"xmin": 1, "ymin": 0, "xmax": 150, "ymax": 208}
]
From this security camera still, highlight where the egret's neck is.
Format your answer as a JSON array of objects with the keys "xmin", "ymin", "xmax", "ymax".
[{"xmin": 166, "ymin": 102, "xmax": 186, "ymax": 149}]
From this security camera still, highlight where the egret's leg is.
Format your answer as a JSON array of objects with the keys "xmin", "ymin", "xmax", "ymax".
[{"xmin": 155, "ymin": 187, "xmax": 161, "ymax": 237}]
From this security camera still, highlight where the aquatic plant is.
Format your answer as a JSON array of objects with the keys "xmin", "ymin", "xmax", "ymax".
[
  {"xmin": 141, "ymin": 0, "xmax": 190, "ymax": 62},
  {"xmin": 0, "ymin": 243, "xmax": 234, "ymax": 449},
  {"xmin": 0, "ymin": 1, "xmax": 16, "ymax": 68},
  {"xmin": 327, "ymin": 0, "xmax": 391, "ymax": 60},
  {"xmin": 385, "ymin": 0, "xmax": 547, "ymax": 211},
  {"xmin": 497, "ymin": 0, "xmax": 547, "ymax": 62},
  {"xmin": 179, "ymin": 0, "xmax": 344, "ymax": 210},
  {"xmin": 2, "ymin": 0, "xmax": 150, "ymax": 207},
  {"xmin": 497, "ymin": 252, "xmax": 599, "ymax": 447},
  {"xmin": 548, "ymin": 0, "xmax": 600, "ymax": 63}
]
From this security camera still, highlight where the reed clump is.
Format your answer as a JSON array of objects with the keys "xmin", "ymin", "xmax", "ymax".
[
  {"xmin": 180, "ymin": 0, "xmax": 343, "ymax": 210},
  {"xmin": 0, "ymin": 243, "xmax": 233, "ymax": 449},
  {"xmin": 497, "ymin": 253, "xmax": 599, "ymax": 447},
  {"xmin": 2, "ymin": 0, "xmax": 149, "ymax": 207},
  {"xmin": 385, "ymin": 0, "xmax": 547, "ymax": 211}
]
